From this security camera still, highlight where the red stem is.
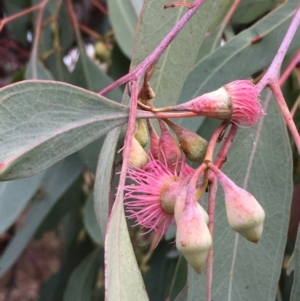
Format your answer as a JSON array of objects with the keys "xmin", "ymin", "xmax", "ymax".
[
  {"xmin": 206, "ymin": 178, "xmax": 217, "ymax": 301},
  {"xmin": 279, "ymin": 49, "xmax": 300, "ymax": 86},
  {"xmin": 257, "ymin": 4, "xmax": 300, "ymax": 92},
  {"xmin": 212, "ymin": 0, "xmax": 241, "ymax": 50},
  {"xmin": 30, "ymin": 0, "xmax": 49, "ymax": 79},
  {"xmin": 268, "ymin": 80, "xmax": 300, "ymax": 153},
  {"xmin": 214, "ymin": 124, "xmax": 238, "ymax": 169},
  {"xmin": 99, "ymin": 0, "xmax": 207, "ymax": 96},
  {"xmin": 0, "ymin": 0, "xmax": 47, "ymax": 32},
  {"xmin": 205, "ymin": 121, "xmax": 230, "ymax": 162}
]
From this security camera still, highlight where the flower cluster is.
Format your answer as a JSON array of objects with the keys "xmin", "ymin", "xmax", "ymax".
[{"xmin": 124, "ymin": 80, "xmax": 265, "ymax": 273}]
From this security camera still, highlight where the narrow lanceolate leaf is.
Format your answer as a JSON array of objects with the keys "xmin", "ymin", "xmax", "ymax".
[
  {"xmin": 290, "ymin": 225, "xmax": 300, "ymax": 300},
  {"xmin": 105, "ymin": 193, "xmax": 149, "ymax": 301},
  {"xmin": 0, "ymin": 80, "xmax": 128, "ymax": 180},
  {"xmin": 63, "ymin": 249, "xmax": 101, "ymax": 301},
  {"xmin": 84, "ymin": 194, "xmax": 103, "ymax": 245},
  {"xmin": 108, "ymin": 0, "xmax": 140, "ymax": 58},
  {"xmin": 94, "ymin": 127, "xmax": 121, "ymax": 241},
  {"xmin": 180, "ymin": 0, "xmax": 300, "ymax": 106},
  {"xmin": 130, "ymin": 0, "xmax": 222, "ymax": 109},
  {"xmin": 0, "ymin": 154, "xmax": 84, "ymax": 277},
  {"xmin": 187, "ymin": 92, "xmax": 293, "ymax": 301},
  {"xmin": 179, "ymin": 0, "xmax": 300, "ymax": 132},
  {"xmin": 0, "ymin": 171, "xmax": 45, "ymax": 233},
  {"xmin": 25, "ymin": 56, "xmax": 54, "ymax": 80}
]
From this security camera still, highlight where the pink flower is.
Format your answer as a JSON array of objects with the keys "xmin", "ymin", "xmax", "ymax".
[
  {"xmin": 153, "ymin": 80, "xmax": 263, "ymax": 126},
  {"xmin": 224, "ymin": 80, "xmax": 263, "ymax": 126},
  {"xmin": 124, "ymin": 155, "xmax": 187, "ymax": 236}
]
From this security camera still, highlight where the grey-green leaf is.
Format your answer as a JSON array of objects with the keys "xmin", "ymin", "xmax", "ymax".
[
  {"xmin": 0, "ymin": 80, "xmax": 128, "ymax": 179},
  {"xmin": 131, "ymin": 0, "xmax": 222, "ymax": 109},
  {"xmin": 84, "ymin": 194, "xmax": 103, "ymax": 245},
  {"xmin": 187, "ymin": 92, "xmax": 293, "ymax": 301},
  {"xmin": 179, "ymin": 0, "xmax": 300, "ymax": 131},
  {"xmin": 290, "ymin": 225, "xmax": 300, "ymax": 300},
  {"xmin": 0, "ymin": 154, "xmax": 84, "ymax": 276},
  {"xmin": 105, "ymin": 194, "xmax": 149, "ymax": 300},
  {"xmin": 0, "ymin": 171, "xmax": 45, "ymax": 233},
  {"xmin": 108, "ymin": 0, "xmax": 139, "ymax": 58},
  {"xmin": 94, "ymin": 127, "xmax": 121, "ymax": 240},
  {"xmin": 63, "ymin": 249, "xmax": 101, "ymax": 301},
  {"xmin": 25, "ymin": 56, "xmax": 54, "ymax": 80}
]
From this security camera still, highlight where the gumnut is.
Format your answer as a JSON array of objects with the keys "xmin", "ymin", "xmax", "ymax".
[
  {"xmin": 209, "ymin": 163, "xmax": 265, "ymax": 243},
  {"xmin": 158, "ymin": 120, "xmax": 182, "ymax": 172},
  {"xmin": 165, "ymin": 119, "xmax": 208, "ymax": 162},
  {"xmin": 153, "ymin": 80, "xmax": 263, "ymax": 126},
  {"xmin": 134, "ymin": 119, "xmax": 148, "ymax": 147},
  {"xmin": 176, "ymin": 200, "xmax": 212, "ymax": 274},
  {"xmin": 128, "ymin": 137, "xmax": 149, "ymax": 169}
]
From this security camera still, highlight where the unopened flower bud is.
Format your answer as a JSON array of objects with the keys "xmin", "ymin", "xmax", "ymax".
[
  {"xmin": 134, "ymin": 119, "xmax": 148, "ymax": 147},
  {"xmin": 146, "ymin": 119, "xmax": 160, "ymax": 159},
  {"xmin": 165, "ymin": 119, "xmax": 208, "ymax": 162},
  {"xmin": 158, "ymin": 120, "xmax": 182, "ymax": 172},
  {"xmin": 209, "ymin": 163, "xmax": 265, "ymax": 243},
  {"xmin": 176, "ymin": 201, "xmax": 212, "ymax": 274},
  {"xmin": 174, "ymin": 187, "xmax": 209, "ymax": 224},
  {"xmin": 129, "ymin": 137, "xmax": 149, "ymax": 169},
  {"xmin": 154, "ymin": 80, "xmax": 263, "ymax": 126}
]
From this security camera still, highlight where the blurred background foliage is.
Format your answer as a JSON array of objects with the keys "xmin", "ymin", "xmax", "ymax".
[{"xmin": 0, "ymin": 0, "xmax": 299, "ymax": 300}]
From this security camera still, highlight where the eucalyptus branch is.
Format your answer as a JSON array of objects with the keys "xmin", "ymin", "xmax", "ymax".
[
  {"xmin": 206, "ymin": 178, "xmax": 217, "ymax": 301},
  {"xmin": 211, "ymin": 0, "xmax": 241, "ymax": 51},
  {"xmin": 0, "ymin": 0, "xmax": 48, "ymax": 32},
  {"xmin": 114, "ymin": 80, "xmax": 139, "ymax": 203},
  {"xmin": 279, "ymin": 49, "xmax": 300, "ymax": 86},
  {"xmin": 99, "ymin": 0, "xmax": 207, "ymax": 96},
  {"xmin": 30, "ymin": 0, "xmax": 49, "ymax": 79},
  {"xmin": 256, "ymin": 5, "xmax": 300, "ymax": 153},
  {"xmin": 269, "ymin": 80, "xmax": 300, "ymax": 153},
  {"xmin": 257, "ymin": 5, "xmax": 300, "ymax": 92}
]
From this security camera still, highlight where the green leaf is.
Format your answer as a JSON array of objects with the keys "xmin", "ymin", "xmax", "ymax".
[
  {"xmin": 106, "ymin": 193, "xmax": 149, "ymax": 300},
  {"xmin": 110, "ymin": 42, "xmax": 131, "ymax": 81},
  {"xmin": 287, "ymin": 251, "xmax": 295, "ymax": 276},
  {"xmin": 108, "ymin": 0, "xmax": 139, "ymax": 57},
  {"xmin": 25, "ymin": 56, "xmax": 54, "ymax": 80},
  {"xmin": 0, "ymin": 154, "xmax": 84, "ymax": 277},
  {"xmin": 35, "ymin": 175, "xmax": 83, "ymax": 239},
  {"xmin": 187, "ymin": 92, "xmax": 293, "ymax": 301},
  {"xmin": 84, "ymin": 194, "xmax": 103, "ymax": 245},
  {"xmin": 0, "ymin": 80, "xmax": 128, "ymax": 179},
  {"xmin": 168, "ymin": 256, "xmax": 187, "ymax": 301},
  {"xmin": 174, "ymin": 288, "xmax": 187, "ymax": 301},
  {"xmin": 39, "ymin": 206, "xmax": 95, "ymax": 301},
  {"xmin": 0, "ymin": 171, "xmax": 45, "ymax": 233},
  {"xmin": 69, "ymin": 23, "xmax": 122, "ymax": 102},
  {"xmin": 143, "ymin": 241, "xmax": 178, "ymax": 301},
  {"xmin": 63, "ymin": 249, "xmax": 101, "ymax": 301},
  {"xmin": 290, "ymin": 225, "xmax": 300, "ymax": 300},
  {"xmin": 131, "ymin": 0, "xmax": 222, "ymax": 109},
  {"xmin": 94, "ymin": 127, "xmax": 121, "ymax": 240},
  {"xmin": 3, "ymin": 0, "xmax": 31, "ymax": 45},
  {"xmin": 179, "ymin": 0, "xmax": 300, "ymax": 131},
  {"xmin": 78, "ymin": 136, "xmax": 106, "ymax": 174},
  {"xmin": 208, "ymin": 0, "xmax": 234, "ymax": 32},
  {"xmin": 232, "ymin": 0, "xmax": 280, "ymax": 24}
]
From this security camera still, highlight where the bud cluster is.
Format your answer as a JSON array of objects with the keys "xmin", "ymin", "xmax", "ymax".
[{"xmin": 123, "ymin": 79, "xmax": 265, "ymax": 274}]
